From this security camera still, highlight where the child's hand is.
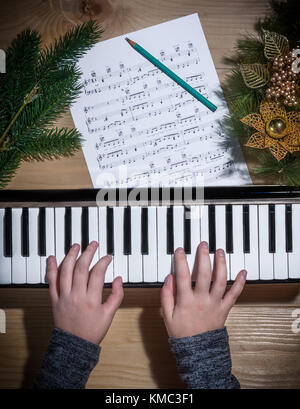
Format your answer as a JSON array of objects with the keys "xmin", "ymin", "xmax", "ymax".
[
  {"xmin": 161, "ymin": 242, "xmax": 247, "ymax": 338},
  {"xmin": 47, "ymin": 242, "xmax": 124, "ymax": 345}
]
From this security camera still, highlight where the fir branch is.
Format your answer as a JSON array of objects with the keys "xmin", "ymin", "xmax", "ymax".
[
  {"xmin": 256, "ymin": 0, "xmax": 300, "ymax": 46},
  {"xmin": 0, "ymin": 29, "xmax": 41, "ymax": 120},
  {"xmin": 12, "ymin": 66, "xmax": 82, "ymax": 140},
  {"xmin": 37, "ymin": 20, "xmax": 103, "ymax": 77},
  {"xmin": 18, "ymin": 127, "xmax": 83, "ymax": 161},
  {"xmin": 223, "ymin": 33, "xmax": 265, "ymax": 66},
  {"xmin": 0, "ymin": 21, "xmax": 102, "ymax": 188},
  {"xmin": 0, "ymin": 149, "xmax": 21, "ymax": 189}
]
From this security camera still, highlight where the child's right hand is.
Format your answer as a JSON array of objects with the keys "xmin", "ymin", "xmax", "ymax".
[{"xmin": 161, "ymin": 241, "xmax": 247, "ymax": 339}]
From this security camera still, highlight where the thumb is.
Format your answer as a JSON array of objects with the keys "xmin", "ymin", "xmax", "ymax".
[
  {"xmin": 104, "ymin": 276, "xmax": 124, "ymax": 317},
  {"xmin": 161, "ymin": 274, "xmax": 175, "ymax": 322}
]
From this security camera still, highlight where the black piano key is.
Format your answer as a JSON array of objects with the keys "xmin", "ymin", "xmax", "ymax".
[
  {"xmin": 268, "ymin": 204, "xmax": 276, "ymax": 253},
  {"xmin": 285, "ymin": 204, "xmax": 293, "ymax": 253},
  {"xmin": 141, "ymin": 207, "xmax": 148, "ymax": 255},
  {"xmin": 21, "ymin": 207, "xmax": 29, "ymax": 257},
  {"xmin": 123, "ymin": 207, "xmax": 131, "ymax": 255},
  {"xmin": 184, "ymin": 206, "xmax": 191, "ymax": 254},
  {"xmin": 81, "ymin": 207, "xmax": 89, "ymax": 252},
  {"xmin": 64, "ymin": 207, "xmax": 72, "ymax": 255},
  {"xmin": 4, "ymin": 208, "xmax": 12, "ymax": 257},
  {"xmin": 208, "ymin": 205, "xmax": 216, "ymax": 254},
  {"xmin": 166, "ymin": 206, "xmax": 174, "ymax": 254},
  {"xmin": 242, "ymin": 204, "xmax": 250, "ymax": 253},
  {"xmin": 226, "ymin": 204, "xmax": 233, "ymax": 253},
  {"xmin": 38, "ymin": 207, "xmax": 46, "ymax": 256},
  {"xmin": 106, "ymin": 207, "xmax": 114, "ymax": 255}
]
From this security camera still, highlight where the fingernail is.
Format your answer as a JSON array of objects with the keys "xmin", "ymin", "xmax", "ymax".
[
  {"xmin": 176, "ymin": 247, "xmax": 185, "ymax": 254},
  {"xmin": 200, "ymin": 241, "xmax": 208, "ymax": 248},
  {"xmin": 217, "ymin": 249, "xmax": 224, "ymax": 257},
  {"xmin": 90, "ymin": 241, "xmax": 98, "ymax": 248},
  {"xmin": 72, "ymin": 243, "xmax": 80, "ymax": 250},
  {"xmin": 241, "ymin": 270, "xmax": 247, "ymax": 278},
  {"xmin": 47, "ymin": 256, "xmax": 54, "ymax": 264},
  {"xmin": 165, "ymin": 274, "xmax": 171, "ymax": 284}
]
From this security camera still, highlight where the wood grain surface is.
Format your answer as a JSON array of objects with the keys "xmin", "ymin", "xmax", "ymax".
[{"xmin": 1, "ymin": 0, "xmax": 300, "ymax": 389}]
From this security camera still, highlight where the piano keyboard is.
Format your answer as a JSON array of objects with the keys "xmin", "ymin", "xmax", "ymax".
[{"xmin": 1, "ymin": 187, "xmax": 300, "ymax": 287}]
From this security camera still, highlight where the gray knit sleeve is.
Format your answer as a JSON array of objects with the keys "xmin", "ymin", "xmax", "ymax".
[
  {"xmin": 33, "ymin": 328, "xmax": 100, "ymax": 389},
  {"xmin": 169, "ymin": 326, "xmax": 240, "ymax": 389}
]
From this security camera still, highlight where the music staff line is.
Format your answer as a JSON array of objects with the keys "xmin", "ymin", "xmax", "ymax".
[
  {"xmin": 103, "ymin": 159, "xmax": 235, "ymax": 187},
  {"xmin": 97, "ymin": 139, "xmax": 228, "ymax": 169},
  {"xmin": 85, "ymin": 91, "xmax": 212, "ymax": 128},
  {"xmin": 83, "ymin": 81, "xmax": 208, "ymax": 112},
  {"xmin": 86, "ymin": 104, "xmax": 227, "ymax": 135},
  {"xmin": 96, "ymin": 121, "xmax": 222, "ymax": 159},
  {"xmin": 83, "ymin": 46, "xmax": 198, "ymax": 86},
  {"xmin": 83, "ymin": 59, "xmax": 203, "ymax": 96}
]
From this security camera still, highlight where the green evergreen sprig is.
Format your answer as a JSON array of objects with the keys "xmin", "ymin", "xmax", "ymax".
[{"xmin": 0, "ymin": 20, "xmax": 103, "ymax": 188}]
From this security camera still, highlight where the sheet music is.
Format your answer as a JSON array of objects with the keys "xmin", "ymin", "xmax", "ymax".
[{"xmin": 70, "ymin": 13, "xmax": 251, "ymax": 187}]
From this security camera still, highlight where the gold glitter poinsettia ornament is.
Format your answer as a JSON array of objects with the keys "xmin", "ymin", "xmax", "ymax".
[{"xmin": 241, "ymin": 101, "xmax": 300, "ymax": 161}]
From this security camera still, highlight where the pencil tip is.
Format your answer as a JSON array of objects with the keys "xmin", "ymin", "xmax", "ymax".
[{"xmin": 125, "ymin": 37, "xmax": 136, "ymax": 47}]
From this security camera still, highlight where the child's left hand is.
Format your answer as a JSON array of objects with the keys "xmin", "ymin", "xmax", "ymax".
[{"xmin": 46, "ymin": 241, "xmax": 124, "ymax": 345}]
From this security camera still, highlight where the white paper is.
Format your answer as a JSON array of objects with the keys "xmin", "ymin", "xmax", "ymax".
[{"xmin": 70, "ymin": 13, "xmax": 251, "ymax": 188}]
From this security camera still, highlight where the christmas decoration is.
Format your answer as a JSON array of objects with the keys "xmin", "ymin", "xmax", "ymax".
[
  {"xmin": 222, "ymin": 0, "xmax": 300, "ymax": 185},
  {"xmin": 266, "ymin": 50, "xmax": 298, "ymax": 106},
  {"xmin": 0, "ymin": 21, "xmax": 102, "ymax": 188},
  {"xmin": 242, "ymin": 101, "xmax": 300, "ymax": 161}
]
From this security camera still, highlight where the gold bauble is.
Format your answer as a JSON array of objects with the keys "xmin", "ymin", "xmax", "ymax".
[{"xmin": 266, "ymin": 118, "xmax": 288, "ymax": 139}]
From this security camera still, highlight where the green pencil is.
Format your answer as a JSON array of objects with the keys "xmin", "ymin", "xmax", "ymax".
[{"xmin": 125, "ymin": 38, "xmax": 217, "ymax": 112}]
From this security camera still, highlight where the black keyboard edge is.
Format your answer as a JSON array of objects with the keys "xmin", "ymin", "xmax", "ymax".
[
  {"xmin": 1, "ymin": 186, "xmax": 300, "ymax": 203},
  {"xmin": 1, "ymin": 279, "xmax": 300, "ymax": 288}
]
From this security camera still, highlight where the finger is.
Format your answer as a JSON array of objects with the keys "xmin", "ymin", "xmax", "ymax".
[
  {"xmin": 72, "ymin": 241, "xmax": 98, "ymax": 293},
  {"xmin": 103, "ymin": 276, "xmax": 124, "ymax": 317},
  {"xmin": 174, "ymin": 247, "xmax": 192, "ymax": 301},
  {"xmin": 47, "ymin": 256, "xmax": 59, "ymax": 302},
  {"xmin": 88, "ymin": 254, "xmax": 112, "ymax": 300},
  {"xmin": 161, "ymin": 274, "xmax": 175, "ymax": 322},
  {"xmin": 59, "ymin": 243, "xmax": 80, "ymax": 295},
  {"xmin": 210, "ymin": 249, "xmax": 228, "ymax": 299},
  {"xmin": 222, "ymin": 270, "xmax": 247, "ymax": 311},
  {"xmin": 194, "ymin": 241, "xmax": 212, "ymax": 294}
]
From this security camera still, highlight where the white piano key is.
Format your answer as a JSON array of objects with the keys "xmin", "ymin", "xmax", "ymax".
[
  {"xmin": 258, "ymin": 205, "xmax": 274, "ymax": 280},
  {"xmin": 173, "ymin": 206, "xmax": 184, "ymax": 250},
  {"xmin": 230, "ymin": 205, "xmax": 245, "ymax": 280},
  {"xmin": 143, "ymin": 207, "xmax": 158, "ymax": 282},
  {"xmin": 274, "ymin": 204, "xmax": 288, "ymax": 279},
  {"xmin": 187, "ymin": 205, "xmax": 200, "ymax": 275},
  {"xmin": 113, "ymin": 207, "xmax": 128, "ymax": 282},
  {"xmin": 173, "ymin": 206, "xmax": 184, "ymax": 273},
  {"xmin": 215, "ymin": 205, "xmax": 230, "ymax": 280},
  {"xmin": 244, "ymin": 205, "xmax": 259, "ymax": 280},
  {"xmin": 99, "ymin": 207, "xmax": 113, "ymax": 283},
  {"xmin": 11, "ymin": 208, "xmax": 26, "ymax": 284},
  {"xmin": 89, "ymin": 207, "xmax": 99, "ymax": 269},
  {"xmin": 288, "ymin": 204, "xmax": 300, "ymax": 278},
  {"xmin": 0, "ymin": 209, "xmax": 11, "ymax": 284},
  {"xmin": 71, "ymin": 207, "xmax": 82, "ymax": 253},
  {"xmin": 157, "ymin": 206, "xmax": 172, "ymax": 282},
  {"xmin": 128, "ymin": 207, "xmax": 143, "ymax": 282},
  {"xmin": 26, "ymin": 208, "xmax": 41, "ymax": 284},
  {"xmin": 55, "ymin": 208, "xmax": 65, "ymax": 266},
  {"xmin": 200, "ymin": 205, "xmax": 214, "ymax": 266},
  {"xmin": 40, "ymin": 208, "xmax": 55, "ymax": 284}
]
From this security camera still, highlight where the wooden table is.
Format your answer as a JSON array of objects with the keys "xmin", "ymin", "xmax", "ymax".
[{"xmin": 1, "ymin": 0, "xmax": 300, "ymax": 389}]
